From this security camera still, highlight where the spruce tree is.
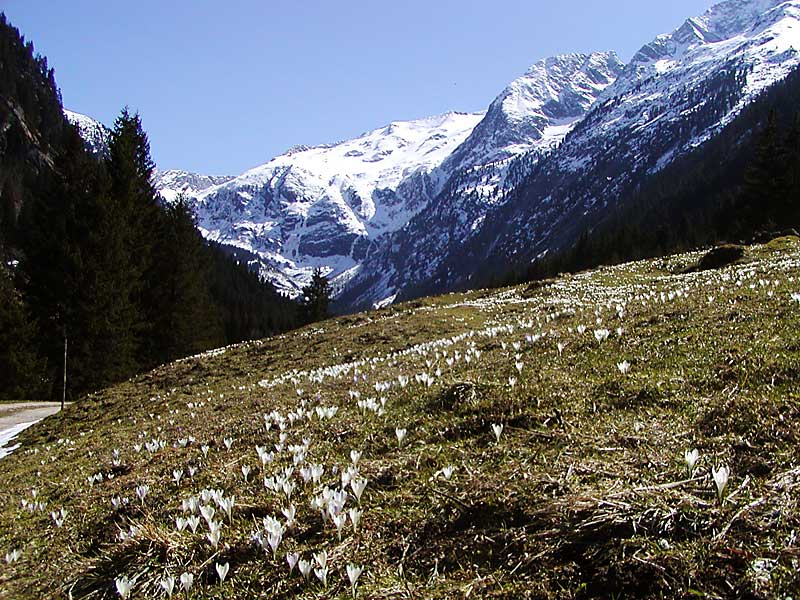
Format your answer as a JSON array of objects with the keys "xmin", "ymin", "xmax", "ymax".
[
  {"xmin": 105, "ymin": 108, "xmax": 161, "ymax": 366},
  {"xmin": 300, "ymin": 269, "xmax": 331, "ymax": 323},
  {"xmin": 148, "ymin": 195, "xmax": 224, "ymax": 363},
  {"xmin": 0, "ymin": 262, "xmax": 44, "ymax": 399}
]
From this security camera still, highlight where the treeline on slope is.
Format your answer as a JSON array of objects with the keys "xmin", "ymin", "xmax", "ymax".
[
  {"xmin": 502, "ymin": 64, "xmax": 800, "ymax": 285},
  {"xmin": 0, "ymin": 13, "xmax": 300, "ymax": 400}
]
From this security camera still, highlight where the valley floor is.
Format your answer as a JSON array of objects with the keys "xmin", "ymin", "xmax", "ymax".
[{"xmin": 1, "ymin": 238, "xmax": 799, "ymax": 599}]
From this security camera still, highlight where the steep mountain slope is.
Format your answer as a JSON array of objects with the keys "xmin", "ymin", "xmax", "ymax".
[
  {"xmin": 0, "ymin": 13, "xmax": 65, "ymax": 248},
  {"xmin": 392, "ymin": 0, "xmax": 800, "ymax": 302},
  {"xmin": 445, "ymin": 52, "xmax": 625, "ymax": 172},
  {"xmin": 339, "ymin": 52, "xmax": 623, "ymax": 310}
]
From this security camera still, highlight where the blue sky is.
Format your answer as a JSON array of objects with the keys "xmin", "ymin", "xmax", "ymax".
[{"xmin": 4, "ymin": 1, "xmax": 717, "ymax": 174}]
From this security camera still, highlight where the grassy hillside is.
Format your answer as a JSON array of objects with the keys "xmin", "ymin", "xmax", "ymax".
[{"xmin": 1, "ymin": 237, "xmax": 799, "ymax": 599}]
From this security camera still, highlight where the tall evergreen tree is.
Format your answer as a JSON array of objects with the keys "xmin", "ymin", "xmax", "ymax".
[
  {"xmin": 0, "ymin": 261, "xmax": 44, "ymax": 399},
  {"xmin": 148, "ymin": 195, "xmax": 224, "ymax": 363},
  {"xmin": 300, "ymin": 269, "xmax": 331, "ymax": 323},
  {"xmin": 23, "ymin": 124, "xmax": 88, "ymax": 393},
  {"xmin": 105, "ymin": 108, "xmax": 161, "ymax": 365}
]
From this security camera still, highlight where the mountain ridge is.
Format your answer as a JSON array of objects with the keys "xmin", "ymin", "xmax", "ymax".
[
  {"xmin": 152, "ymin": 51, "xmax": 623, "ymax": 299},
  {"xmin": 71, "ymin": 0, "xmax": 800, "ymax": 309}
]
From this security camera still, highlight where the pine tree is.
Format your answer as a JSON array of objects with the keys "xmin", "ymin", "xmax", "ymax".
[
  {"xmin": 740, "ymin": 111, "xmax": 786, "ymax": 233},
  {"xmin": 300, "ymin": 269, "xmax": 331, "ymax": 323},
  {"xmin": 148, "ymin": 195, "xmax": 224, "ymax": 363},
  {"xmin": 0, "ymin": 262, "xmax": 44, "ymax": 399},
  {"xmin": 105, "ymin": 108, "xmax": 161, "ymax": 366}
]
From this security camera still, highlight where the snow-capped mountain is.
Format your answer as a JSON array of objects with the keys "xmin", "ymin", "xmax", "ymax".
[
  {"xmin": 146, "ymin": 0, "xmax": 800, "ymax": 310},
  {"xmin": 155, "ymin": 53, "xmax": 621, "ymax": 300},
  {"xmin": 445, "ymin": 52, "xmax": 625, "ymax": 172},
  {"xmin": 64, "ymin": 109, "xmax": 109, "ymax": 157},
  {"xmin": 393, "ymin": 0, "xmax": 800, "ymax": 301},
  {"xmin": 156, "ymin": 111, "xmax": 484, "ymax": 296},
  {"xmin": 337, "ymin": 52, "xmax": 624, "ymax": 310},
  {"xmin": 154, "ymin": 170, "xmax": 235, "ymax": 203}
]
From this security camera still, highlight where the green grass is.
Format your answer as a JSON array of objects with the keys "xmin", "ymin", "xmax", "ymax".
[{"xmin": 2, "ymin": 238, "xmax": 800, "ymax": 599}]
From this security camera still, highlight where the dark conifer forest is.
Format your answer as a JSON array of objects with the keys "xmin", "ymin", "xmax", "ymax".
[{"xmin": 0, "ymin": 13, "xmax": 298, "ymax": 400}]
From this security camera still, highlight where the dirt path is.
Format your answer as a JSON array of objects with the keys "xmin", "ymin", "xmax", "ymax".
[{"xmin": 0, "ymin": 402, "xmax": 67, "ymax": 459}]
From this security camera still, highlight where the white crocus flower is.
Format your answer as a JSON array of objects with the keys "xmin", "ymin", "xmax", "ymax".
[
  {"xmin": 348, "ymin": 508, "xmax": 363, "ymax": 532},
  {"xmin": 268, "ymin": 531, "xmax": 282, "ymax": 557},
  {"xmin": 115, "ymin": 576, "xmax": 132, "ymax": 599},
  {"xmin": 617, "ymin": 361, "xmax": 631, "ymax": 375},
  {"xmin": 492, "ymin": 423, "xmax": 504, "ymax": 443},
  {"xmin": 187, "ymin": 515, "xmax": 200, "ymax": 533},
  {"xmin": 175, "ymin": 517, "xmax": 188, "ymax": 532},
  {"xmin": 684, "ymin": 449, "xmax": 700, "ymax": 474},
  {"xmin": 200, "ymin": 505, "xmax": 215, "ymax": 523},
  {"xmin": 594, "ymin": 329, "xmax": 610, "ymax": 344},
  {"xmin": 5, "ymin": 549, "xmax": 21, "ymax": 563},
  {"xmin": 314, "ymin": 565, "xmax": 329, "ymax": 587},
  {"xmin": 332, "ymin": 513, "xmax": 347, "ymax": 540},
  {"xmin": 298, "ymin": 558, "xmax": 312, "ymax": 580},
  {"xmin": 286, "ymin": 552, "xmax": 300, "ymax": 573},
  {"xmin": 712, "ymin": 465, "xmax": 730, "ymax": 503},
  {"xmin": 351, "ymin": 478, "xmax": 368, "ymax": 504},
  {"xmin": 215, "ymin": 562, "xmax": 229, "ymax": 583},
  {"xmin": 395, "ymin": 428, "xmax": 407, "ymax": 447},
  {"xmin": 160, "ymin": 575, "xmax": 175, "ymax": 597},
  {"xmin": 347, "ymin": 563, "xmax": 364, "ymax": 597},
  {"xmin": 207, "ymin": 527, "xmax": 221, "ymax": 549},
  {"xmin": 135, "ymin": 485, "xmax": 149, "ymax": 505},
  {"xmin": 314, "ymin": 550, "xmax": 328, "ymax": 569},
  {"xmin": 180, "ymin": 572, "xmax": 193, "ymax": 592}
]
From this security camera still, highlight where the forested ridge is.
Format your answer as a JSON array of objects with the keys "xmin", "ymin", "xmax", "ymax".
[
  {"xmin": 501, "ymin": 65, "xmax": 800, "ymax": 284},
  {"xmin": 0, "ymin": 13, "xmax": 300, "ymax": 400}
]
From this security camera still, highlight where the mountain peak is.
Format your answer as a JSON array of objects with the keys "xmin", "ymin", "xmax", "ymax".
[
  {"xmin": 506, "ymin": 52, "xmax": 625, "ymax": 121},
  {"xmin": 624, "ymin": 0, "xmax": 799, "ymax": 78},
  {"xmin": 64, "ymin": 109, "xmax": 109, "ymax": 157},
  {"xmin": 445, "ymin": 51, "xmax": 624, "ymax": 170}
]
